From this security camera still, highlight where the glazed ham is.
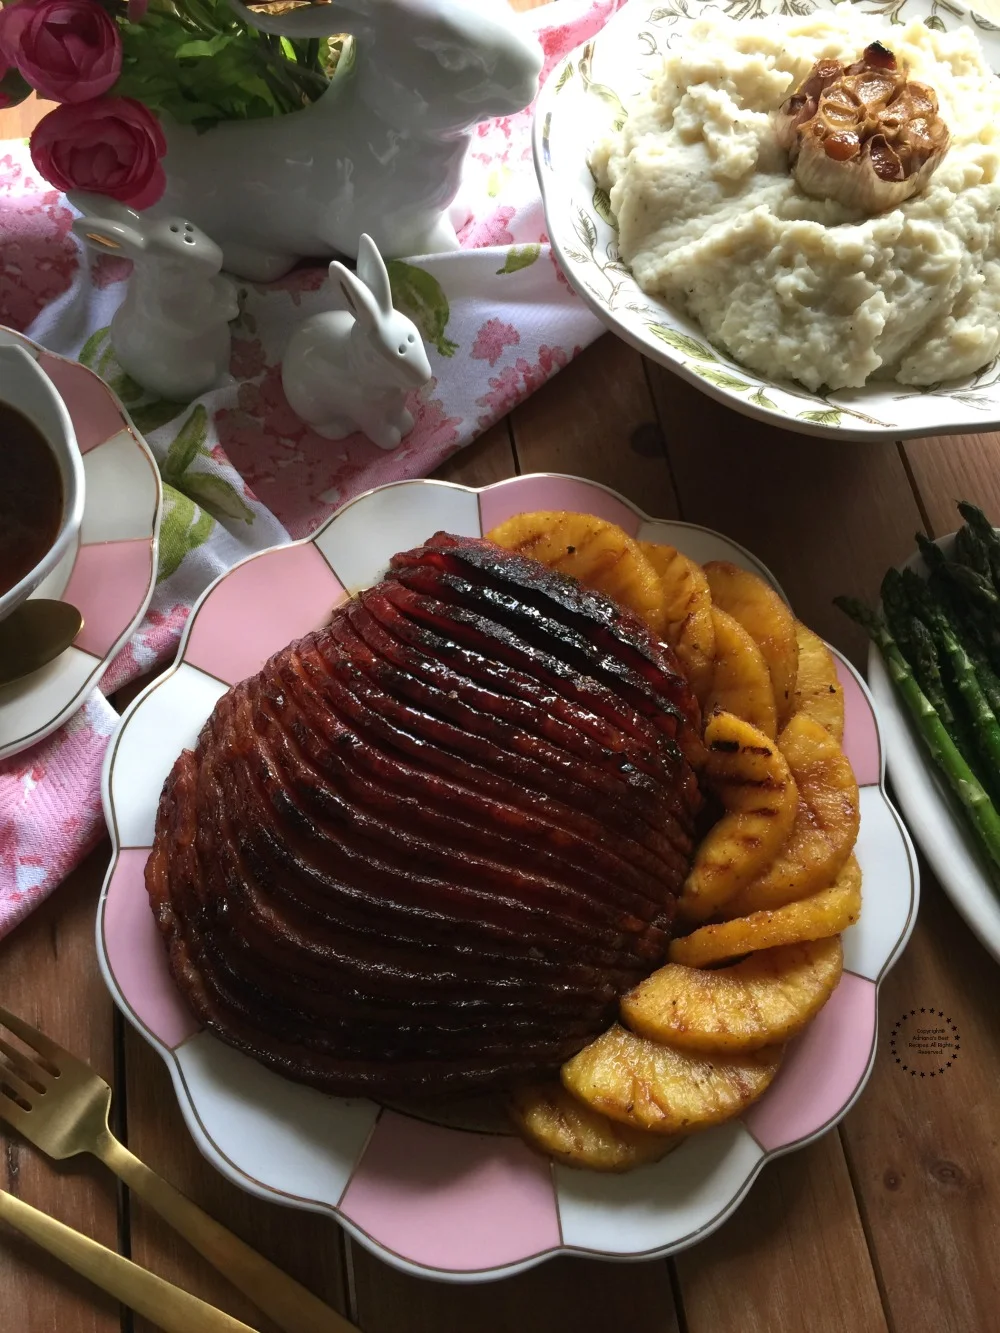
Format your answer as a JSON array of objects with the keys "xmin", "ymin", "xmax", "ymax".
[{"xmin": 145, "ymin": 533, "xmax": 703, "ymax": 1097}]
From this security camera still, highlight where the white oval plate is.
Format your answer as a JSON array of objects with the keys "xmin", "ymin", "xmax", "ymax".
[
  {"xmin": 868, "ymin": 534, "xmax": 1000, "ymax": 964},
  {"xmin": 533, "ymin": 0, "xmax": 1000, "ymax": 441},
  {"xmin": 0, "ymin": 328, "xmax": 161, "ymax": 759},
  {"xmin": 98, "ymin": 475, "xmax": 918, "ymax": 1281}
]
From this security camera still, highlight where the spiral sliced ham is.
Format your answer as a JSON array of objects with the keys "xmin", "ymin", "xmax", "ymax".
[{"xmin": 145, "ymin": 532, "xmax": 703, "ymax": 1097}]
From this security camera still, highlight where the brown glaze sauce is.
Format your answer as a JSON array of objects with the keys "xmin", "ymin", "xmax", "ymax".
[{"xmin": 0, "ymin": 403, "xmax": 63, "ymax": 596}]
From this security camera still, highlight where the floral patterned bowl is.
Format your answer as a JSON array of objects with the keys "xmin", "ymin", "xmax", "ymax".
[
  {"xmin": 533, "ymin": 0, "xmax": 1000, "ymax": 441},
  {"xmin": 98, "ymin": 474, "xmax": 918, "ymax": 1281}
]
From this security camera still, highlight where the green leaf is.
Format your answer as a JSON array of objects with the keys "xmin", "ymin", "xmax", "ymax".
[
  {"xmin": 573, "ymin": 210, "xmax": 598, "ymax": 253},
  {"xmin": 183, "ymin": 470, "xmax": 255, "ymax": 525},
  {"xmin": 592, "ymin": 186, "xmax": 616, "ymax": 228},
  {"xmin": 161, "ymin": 406, "xmax": 209, "ymax": 486},
  {"xmin": 108, "ymin": 371, "xmax": 148, "ymax": 407},
  {"xmin": 647, "ymin": 325, "xmax": 717, "ymax": 361},
  {"xmin": 694, "ymin": 367, "xmax": 752, "ymax": 391},
  {"xmin": 385, "ymin": 261, "xmax": 458, "ymax": 357},
  {"xmin": 0, "ymin": 68, "xmax": 32, "ymax": 109},
  {"xmin": 554, "ymin": 63, "xmax": 574, "ymax": 92},
  {"xmin": 749, "ymin": 386, "xmax": 778, "ymax": 411},
  {"xmin": 924, "ymin": 13, "xmax": 946, "ymax": 29},
  {"xmin": 588, "ymin": 81, "xmax": 626, "ymax": 121},
  {"xmin": 129, "ymin": 398, "xmax": 187, "ymax": 435},
  {"xmin": 78, "ymin": 327, "xmax": 110, "ymax": 371},
  {"xmin": 496, "ymin": 245, "xmax": 541, "ymax": 276},
  {"xmin": 174, "ymin": 33, "xmax": 234, "ymax": 57},
  {"xmin": 157, "ymin": 486, "xmax": 215, "ymax": 583},
  {"xmin": 798, "ymin": 408, "xmax": 843, "ymax": 426}
]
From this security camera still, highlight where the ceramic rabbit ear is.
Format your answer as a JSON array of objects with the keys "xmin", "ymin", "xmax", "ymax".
[
  {"xmin": 71, "ymin": 215, "xmax": 146, "ymax": 258},
  {"xmin": 330, "ymin": 260, "xmax": 382, "ymax": 332},
  {"xmin": 67, "ymin": 191, "xmax": 141, "ymax": 229},
  {"xmin": 355, "ymin": 234, "xmax": 393, "ymax": 316},
  {"xmin": 226, "ymin": 0, "xmax": 368, "ymax": 36}
]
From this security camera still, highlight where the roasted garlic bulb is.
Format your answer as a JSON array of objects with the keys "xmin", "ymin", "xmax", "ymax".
[{"xmin": 775, "ymin": 41, "xmax": 950, "ymax": 212}]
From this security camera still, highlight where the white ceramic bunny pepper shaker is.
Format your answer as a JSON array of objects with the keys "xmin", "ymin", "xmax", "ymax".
[
  {"xmin": 282, "ymin": 234, "xmax": 432, "ymax": 449},
  {"xmin": 71, "ymin": 193, "xmax": 238, "ymax": 401}
]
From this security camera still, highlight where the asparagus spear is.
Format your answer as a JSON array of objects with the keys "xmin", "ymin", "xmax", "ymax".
[
  {"xmin": 957, "ymin": 501, "xmax": 1000, "ymax": 595},
  {"xmin": 954, "ymin": 523, "xmax": 989, "ymax": 579},
  {"xmin": 836, "ymin": 596, "xmax": 1000, "ymax": 873},
  {"xmin": 882, "ymin": 570, "xmax": 996, "ymax": 783},
  {"xmin": 917, "ymin": 531, "xmax": 1000, "ymax": 677},
  {"xmin": 902, "ymin": 568, "xmax": 1000, "ymax": 780}
]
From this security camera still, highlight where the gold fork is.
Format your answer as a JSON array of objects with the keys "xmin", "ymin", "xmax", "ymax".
[{"xmin": 0, "ymin": 1004, "xmax": 355, "ymax": 1333}]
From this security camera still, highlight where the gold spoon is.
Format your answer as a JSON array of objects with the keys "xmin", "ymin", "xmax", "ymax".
[{"xmin": 0, "ymin": 599, "xmax": 83, "ymax": 686}]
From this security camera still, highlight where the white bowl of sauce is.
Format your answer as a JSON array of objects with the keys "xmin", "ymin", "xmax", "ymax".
[{"xmin": 0, "ymin": 344, "xmax": 85, "ymax": 623}]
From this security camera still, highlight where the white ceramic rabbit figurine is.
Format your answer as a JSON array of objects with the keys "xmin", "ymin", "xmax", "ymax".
[
  {"xmin": 71, "ymin": 194, "xmax": 239, "ymax": 401},
  {"xmin": 282, "ymin": 234, "xmax": 432, "ymax": 449},
  {"xmin": 141, "ymin": 0, "xmax": 543, "ymax": 280}
]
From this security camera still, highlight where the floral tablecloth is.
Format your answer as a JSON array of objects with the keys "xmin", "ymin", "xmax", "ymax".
[{"xmin": 0, "ymin": 0, "xmax": 618, "ymax": 934}]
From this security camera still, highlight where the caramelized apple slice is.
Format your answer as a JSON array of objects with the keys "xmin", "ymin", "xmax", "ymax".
[
  {"xmin": 509, "ymin": 1082, "xmax": 679, "ymax": 1171},
  {"xmin": 670, "ymin": 856, "xmax": 862, "ymax": 967},
  {"xmin": 726, "ymin": 713, "xmax": 860, "ymax": 915},
  {"xmin": 561, "ymin": 1024, "xmax": 783, "ymax": 1135},
  {"xmin": 705, "ymin": 609, "xmax": 777, "ymax": 739},
  {"xmin": 680, "ymin": 711, "xmax": 798, "ymax": 921},
  {"xmin": 703, "ymin": 561, "xmax": 798, "ymax": 727},
  {"xmin": 640, "ymin": 541, "xmax": 715, "ymax": 701},
  {"xmin": 621, "ymin": 937, "xmax": 844, "ymax": 1052},
  {"xmin": 791, "ymin": 622, "xmax": 845, "ymax": 741}
]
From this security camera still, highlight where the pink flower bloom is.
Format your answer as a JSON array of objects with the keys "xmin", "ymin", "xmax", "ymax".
[
  {"xmin": 230, "ymin": 336, "xmax": 267, "ymax": 380},
  {"xmin": 31, "ymin": 96, "xmax": 166, "ymax": 209},
  {"xmin": 0, "ymin": 147, "xmax": 78, "ymax": 330},
  {"xmin": 89, "ymin": 249, "xmax": 131, "ymax": 288},
  {"xmin": 475, "ymin": 345, "xmax": 570, "ymax": 430},
  {"xmin": 0, "ymin": 0, "xmax": 121, "ymax": 103},
  {"xmin": 463, "ymin": 204, "xmax": 516, "ymax": 249},
  {"xmin": 471, "ymin": 317, "xmax": 520, "ymax": 367}
]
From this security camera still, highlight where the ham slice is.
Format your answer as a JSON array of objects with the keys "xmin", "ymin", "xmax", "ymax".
[{"xmin": 146, "ymin": 532, "xmax": 703, "ymax": 1097}]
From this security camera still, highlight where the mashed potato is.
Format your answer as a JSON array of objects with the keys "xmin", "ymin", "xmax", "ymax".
[{"xmin": 590, "ymin": 8, "xmax": 1000, "ymax": 390}]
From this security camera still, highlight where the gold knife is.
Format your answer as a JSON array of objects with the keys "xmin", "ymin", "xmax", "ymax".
[{"xmin": 0, "ymin": 1187, "xmax": 260, "ymax": 1333}]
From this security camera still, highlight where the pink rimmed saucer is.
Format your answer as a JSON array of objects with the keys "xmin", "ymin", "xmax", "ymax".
[
  {"xmin": 97, "ymin": 475, "xmax": 918, "ymax": 1282},
  {"xmin": 0, "ymin": 328, "xmax": 161, "ymax": 760}
]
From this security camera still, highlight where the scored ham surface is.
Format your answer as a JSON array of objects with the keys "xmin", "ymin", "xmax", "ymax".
[{"xmin": 145, "ymin": 532, "xmax": 704, "ymax": 1097}]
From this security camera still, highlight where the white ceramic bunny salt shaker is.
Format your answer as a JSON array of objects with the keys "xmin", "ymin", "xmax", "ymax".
[
  {"xmin": 282, "ymin": 234, "xmax": 432, "ymax": 449},
  {"xmin": 71, "ymin": 193, "xmax": 238, "ymax": 401}
]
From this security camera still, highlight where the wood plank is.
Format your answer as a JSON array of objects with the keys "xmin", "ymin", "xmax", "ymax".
[
  {"xmin": 675, "ymin": 1132, "xmax": 887, "ymax": 1333},
  {"xmin": 646, "ymin": 361, "xmax": 897, "ymax": 1330},
  {"xmin": 511, "ymin": 336, "xmax": 680, "ymax": 518},
  {"xmin": 437, "ymin": 418, "xmax": 518, "ymax": 488},
  {"xmin": 839, "ymin": 874, "xmax": 1000, "ymax": 1333},
  {"xmin": 351, "ymin": 1247, "xmax": 681, "ymax": 1333},
  {"xmin": 646, "ymin": 364, "xmax": 924, "ymax": 666},
  {"xmin": 0, "ymin": 844, "xmax": 121, "ymax": 1333},
  {"xmin": 124, "ymin": 1026, "xmax": 350, "ymax": 1333},
  {"xmin": 900, "ymin": 430, "xmax": 1000, "ymax": 537},
  {"xmin": 839, "ymin": 427, "xmax": 1000, "ymax": 1333}
]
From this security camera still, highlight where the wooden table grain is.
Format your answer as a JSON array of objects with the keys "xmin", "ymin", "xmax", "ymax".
[
  {"xmin": 3, "ymin": 13, "xmax": 1000, "ymax": 1329},
  {"xmin": 4, "ymin": 334, "xmax": 999, "ymax": 1333}
]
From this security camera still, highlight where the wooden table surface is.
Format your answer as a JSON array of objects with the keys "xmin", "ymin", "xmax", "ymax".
[{"xmin": 3, "ymin": 13, "xmax": 1000, "ymax": 1331}]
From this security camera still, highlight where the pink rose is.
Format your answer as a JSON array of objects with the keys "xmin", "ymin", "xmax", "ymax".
[
  {"xmin": 0, "ymin": 0, "xmax": 121, "ymax": 103},
  {"xmin": 30, "ymin": 97, "xmax": 167, "ymax": 210}
]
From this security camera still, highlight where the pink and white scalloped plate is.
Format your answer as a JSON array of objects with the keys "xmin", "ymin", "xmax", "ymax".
[
  {"xmin": 0, "ymin": 328, "xmax": 161, "ymax": 760},
  {"xmin": 98, "ymin": 475, "xmax": 918, "ymax": 1282}
]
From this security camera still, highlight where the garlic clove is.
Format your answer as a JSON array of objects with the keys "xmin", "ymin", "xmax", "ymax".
[{"xmin": 775, "ymin": 40, "xmax": 950, "ymax": 213}]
